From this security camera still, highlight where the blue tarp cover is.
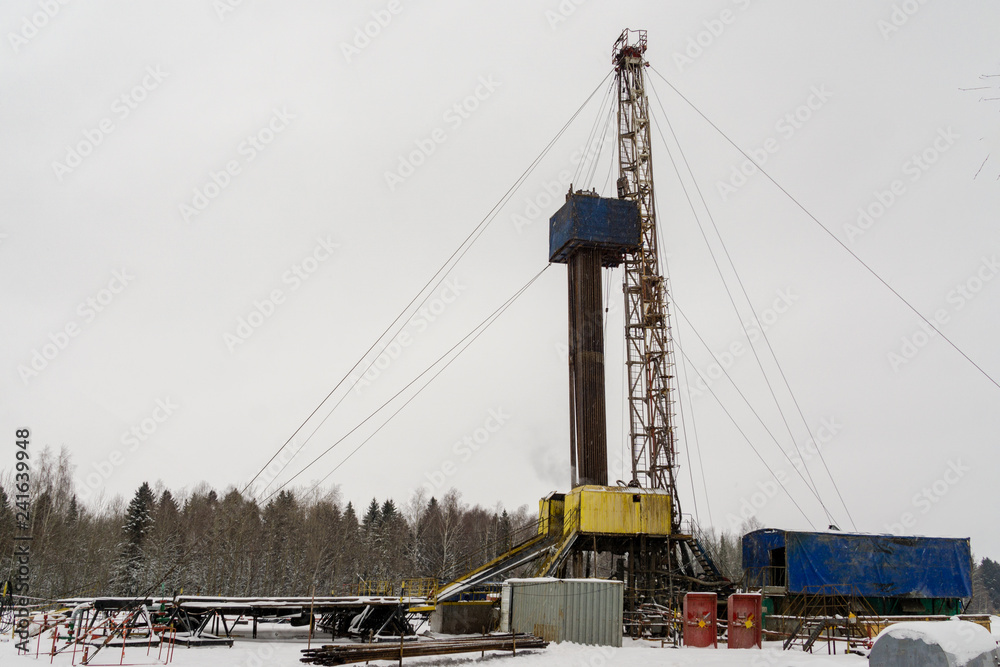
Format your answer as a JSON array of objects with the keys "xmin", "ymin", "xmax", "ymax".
[
  {"xmin": 548, "ymin": 195, "xmax": 640, "ymax": 265},
  {"xmin": 742, "ymin": 529, "xmax": 972, "ymax": 598}
]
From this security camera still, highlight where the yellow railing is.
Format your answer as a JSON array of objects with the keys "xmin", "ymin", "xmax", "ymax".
[
  {"xmin": 351, "ymin": 579, "xmax": 396, "ymax": 597},
  {"xmin": 400, "ymin": 578, "xmax": 436, "ymax": 599}
]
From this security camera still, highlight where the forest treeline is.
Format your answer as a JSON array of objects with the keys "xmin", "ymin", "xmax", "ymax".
[
  {"xmin": 1, "ymin": 447, "xmax": 997, "ymax": 614},
  {"xmin": 0, "ymin": 447, "xmax": 539, "ymax": 600}
]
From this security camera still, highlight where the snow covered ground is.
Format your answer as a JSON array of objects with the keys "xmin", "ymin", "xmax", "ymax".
[
  {"xmin": 5, "ymin": 616, "xmax": 998, "ymax": 667},
  {"xmin": 0, "ymin": 634, "xmax": 870, "ymax": 667}
]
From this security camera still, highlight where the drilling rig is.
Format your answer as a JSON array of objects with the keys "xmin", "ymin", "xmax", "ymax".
[
  {"xmin": 427, "ymin": 29, "xmax": 729, "ymax": 618},
  {"xmin": 540, "ymin": 28, "xmax": 731, "ymax": 610}
]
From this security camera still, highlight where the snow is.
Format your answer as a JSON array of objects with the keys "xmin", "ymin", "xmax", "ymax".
[
  {"xmin": 873, "ymin": 619, "xmax": 998, "ymax": 666},
  {"xmin": 578, "ymin": 486, "xmax": 671, "ymax": 495},
  {"xmin": 1, "ymin": 633, "xmax": 870, "ymax": 667},
  {"xmin": 504, "ymin": 577, "xmax": 620, "ymax": 584},
  {"xmin": 991, "ymin": 616, "xmax": 999, "ymax": 639}
]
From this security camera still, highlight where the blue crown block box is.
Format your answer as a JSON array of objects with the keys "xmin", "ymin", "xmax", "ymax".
[{"xmin": 548, "ymin": 194, "xmax": 641, "ymax": 266}]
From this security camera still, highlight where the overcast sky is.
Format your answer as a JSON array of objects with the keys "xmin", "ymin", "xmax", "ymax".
[{"xmin": 2, "ymin": 1, "xmax": 999, "ymax": 560}]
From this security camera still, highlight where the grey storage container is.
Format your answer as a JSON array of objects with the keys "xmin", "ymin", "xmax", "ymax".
[{"xmin": 501, "ymin": 578, "xmax": 623, "ymax": 647}]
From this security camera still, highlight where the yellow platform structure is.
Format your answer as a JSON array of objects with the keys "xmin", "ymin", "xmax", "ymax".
[
  {"xmin": 540, "ymin": 485, "xmax": 672, "ymax": 538},
  {"xmin": 425, "ymin": 485, "xmax": 721, "ymax": 615}
]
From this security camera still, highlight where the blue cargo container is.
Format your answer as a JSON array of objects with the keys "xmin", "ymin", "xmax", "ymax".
[
  {"xmin": 743, "ymin": 529, "xmax": 972, "ymax": 615},
  {"xmin": 548, "ymin": 194, "xmax": 640, "ymax": 266}
]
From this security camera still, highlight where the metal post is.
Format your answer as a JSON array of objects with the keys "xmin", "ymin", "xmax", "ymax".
[
  {"xmin": 308, "ymin": 587, "xmax": 316, "ymax": 650},
  {"xmin": 50, "ymin": 621, "xmax": 58, "ymax": 663}
]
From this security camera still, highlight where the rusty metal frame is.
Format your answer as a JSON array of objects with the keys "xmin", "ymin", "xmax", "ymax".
[{"xmin": 613, "ymin": 29, "xmax": 680, "ymax": 527}]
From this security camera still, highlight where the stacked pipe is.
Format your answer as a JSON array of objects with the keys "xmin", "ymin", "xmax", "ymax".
[
  {"xmin": 300, "ymin": 633, "xmax": 548, "ymax": 665},
  {"xmin": 567, "ymin": 246, "xmax": 608, "ymax": 487}
]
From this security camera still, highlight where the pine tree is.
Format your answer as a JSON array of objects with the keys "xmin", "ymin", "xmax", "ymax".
[
  {"xmin": 419, "ymin": 497, "xmax": 444, "ymax": 577},
  {"xmin": 66, "ymin": 495, "xmax": 79, "ymax": 524},
  {"xmin": 498, "ymin": 509, "xmax": 512, "ymax": 553},
  {"xmin": 148, "ymin": 490, "xmax": 183, "ymax": 593},
  {"xmin": 980, "ymin": 558, "xmax": 1000, "ymax": 613},
  {"xmin": 377, "ymin": 499, "xmax": 409, "ymax": 584},
  {"xmin": 343, "ymin": 502, "xmax": 359, "ymax": 531},
  {"xmin": 113, "ymin": 482, "xmax": 155, "ymax": 596},
  {"xmin": 360, "ymin": 499, "xmax": 385, "ymax": 583},
  {"xmin": 124, "ymin": 483, "xmax": 155, "ymax": 544},
  {"xmin": 262, "ymin": 490, "xmax": 301, "ymax": 594},
  {"xmin": 363, "ymin": 498, "xmax": 382, "ymax": 531}
]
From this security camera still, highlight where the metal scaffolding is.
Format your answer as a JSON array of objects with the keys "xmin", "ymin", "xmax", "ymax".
[{"xmin": 613, "ymin": 29, "xmax": 681, "ymax": 528}]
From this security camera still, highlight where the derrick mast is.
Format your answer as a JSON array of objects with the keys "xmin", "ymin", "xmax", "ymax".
[
  {"xmin": 430, "ymin": 33, "xmax": 731, "ymax": 617},
  {"xmin": 613, "ymin": 30, "xmax": 681, "ymax": 526}
]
